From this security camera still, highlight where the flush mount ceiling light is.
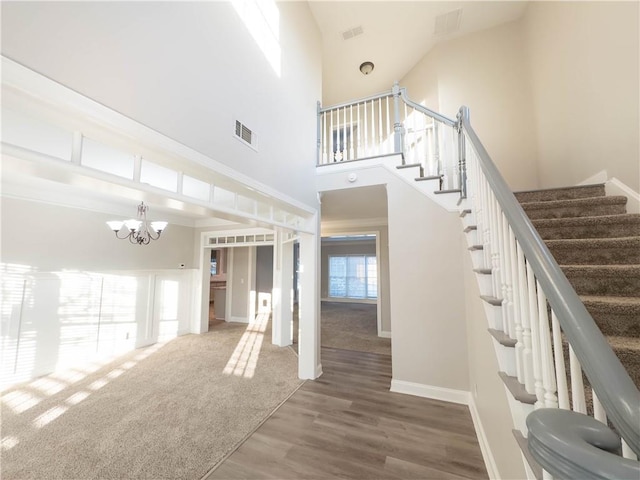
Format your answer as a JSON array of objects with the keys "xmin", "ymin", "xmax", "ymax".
[
  {"xmin": 359, "ymin": 61, "xmax": 374, "ymax": 75},
  {"xmin": 106, "ymin": 202, "xmax": 168, "ymax": 245}
]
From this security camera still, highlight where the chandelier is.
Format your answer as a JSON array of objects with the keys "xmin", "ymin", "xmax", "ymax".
[{"xmin": 106, "ymin": 202, "xmax": 168, "ymax": 245}]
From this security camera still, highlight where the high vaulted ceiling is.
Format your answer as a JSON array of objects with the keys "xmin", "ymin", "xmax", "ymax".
[{"xmin": 309, "ymin": 1, "xmax": 529, "ymax": 105}]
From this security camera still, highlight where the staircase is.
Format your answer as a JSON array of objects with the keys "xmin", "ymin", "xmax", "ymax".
[{"xmin": 514, "ymin": 184, "xmax": 640, "ymax": 393}]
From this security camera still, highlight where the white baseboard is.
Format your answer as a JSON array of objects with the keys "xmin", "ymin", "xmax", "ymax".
[
  {"xmin": 578, "ymin": 169, "xmax": 608, "ymax": 185},
  {"xmin": 321, "ymin": 297, "xmax": 377, "ymax": 305},
  {"xmin": 606, "ymin": 177, "xmax": 640, "ymax": 214},
  {"xmin": 229, "ymin": 316, "xmax": 250, "ymax": 324},
  {"xmin": 469, "ymin": 396, "xmax": 501, "ymax": 480},
  {"xmin": 390, "ymin": 379, "xmax": 470, "ymax": 405},
  {"xmin": 315, "ymin": 364, "xmax": 323, "ymax": 379},
  {"xmin": 379, "ymin": 330, "xmax": 391, "ymax": 338}
]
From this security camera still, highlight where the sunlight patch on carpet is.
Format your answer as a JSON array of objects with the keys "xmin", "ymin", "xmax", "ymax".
[{"xmin": 223, "ymin": 313, "xmax": 270, "ymax": 378}]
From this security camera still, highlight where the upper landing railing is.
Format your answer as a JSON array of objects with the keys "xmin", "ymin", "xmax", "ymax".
[{"xmin": 317, "ymin": 83, "xmax": 463, "ymax": 193}]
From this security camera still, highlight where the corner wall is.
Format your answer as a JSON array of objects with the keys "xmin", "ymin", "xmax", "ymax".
[
  {"xmin": 523, "ymin": 1, "xmax": 640, "ymax": 191},
  {"xmin": 401, "ymin": 20, "xmax": 540, "ymax": 192}
]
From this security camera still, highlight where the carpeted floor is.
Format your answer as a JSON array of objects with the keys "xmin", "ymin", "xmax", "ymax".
[
  {"xmin": 293, "ymin": 301, "xmax": 391, "ymax": 355},
  {"xmin": 1, "ymin": 318, "xmax": 302, "ymax": 480},
  {"xmin": 320, "ymin": 302, "xmax": 391, "ymax": 355}
]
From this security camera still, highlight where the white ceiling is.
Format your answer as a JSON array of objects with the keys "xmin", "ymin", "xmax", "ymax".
[{"xmin": 308, "ymin": 1, "xmax": 529, "ymax": 105}]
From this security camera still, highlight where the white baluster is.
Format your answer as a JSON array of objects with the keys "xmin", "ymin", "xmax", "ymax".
[
  {"xmin": 503, "ymin": 216, "xmax": 522, "ymax": 383},
  {"xmin": 550, "ymin": 310, "xmax": 569, "ymax": 409},
  {"xmin": 364, "ymin": 101, "xmax": 368, "ymax": 157},
  {"xmin": 329, "ymin": 109, "xmax": 334, "ymax": 162},
  {"xmin": 592, "ymin": 389, "xmax": 607, "ymax": 424},
  {"xmin": 320, "ymin": 112, "xmax": 326, "ymax": 164},
  {"xmin": 569, "ymin": 345, "xmax": 587, "ymax": 414},
  {"xmin": 622, "ymin": 440, "xmax": 638, "ymax": 460},
  {"xmin": 370, "ymin": 100, "xmax": 376, "ymax": 156},
  {"xmin": 349, "ymin": 104, "xmax": 354, "ymax": 160},
  {"xmin": 342, "ymin": 106, "xmax": 347, "ymax": 161},
  {"xmin": 540, "ymin": 310, "xmax": 558, "ymax": 409},
  {"xmin": 357, "ymin": 103, "xmax": 362, "ymax": 158},
  {"xmin": 378, "ymin": 97, "xmax": 383, "ymax": 157},
  {"xmin": 386, "ymin": 96, "xmax": 391, "ymax": 154},
  {"xmin": 494, "ymin": 201, "xmax": 508, "ymax": 336},
  {"xmin": 526, "ymin": 262, "xmax": 545, "ymax": 408},
  {"xmin": 516, "ymin": 240, "xmax": 535, "ymax": 394}
]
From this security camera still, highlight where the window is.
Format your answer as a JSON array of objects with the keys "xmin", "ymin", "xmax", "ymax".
[{"xmin": 329, "ymin": 255, "xmax": 377, "ymax": 299}]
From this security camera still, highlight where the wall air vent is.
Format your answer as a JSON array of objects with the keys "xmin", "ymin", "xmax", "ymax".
[
  {"xmin": 434, "ymin": 8, "xmax": 462, "ymax": 36},
  {"xmin": 341, "ymin": 25, "xmax": 364, "ymax": 41},
  {"xmin": 234, "ymin": 120, "xmax": 257, "ymax": 150}
]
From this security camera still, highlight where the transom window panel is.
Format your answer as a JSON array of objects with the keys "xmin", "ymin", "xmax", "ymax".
[{"xmin": 329, "ymin": 255, "xmax": 377, "ymax": 299}]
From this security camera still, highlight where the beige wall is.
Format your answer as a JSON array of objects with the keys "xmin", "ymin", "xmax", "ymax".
[
  {"xmin": 524, "ymin": 1, "xmax": 640, "ymax": 191},
  {"xmin": 401, "ymin": 20, "xmax": 540, "ymax": 191},
  {"xmin": 386, "ymin": 178, "xmax": 469, "ymax": 391},
  {"xmin": 1, "ymin": 197, "xmax": 195, "ymax": 272}
]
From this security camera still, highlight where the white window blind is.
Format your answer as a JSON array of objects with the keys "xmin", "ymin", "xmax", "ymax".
[{"xmin": 329, "ymin": 255, "xmax": 377, "ymax": 299}]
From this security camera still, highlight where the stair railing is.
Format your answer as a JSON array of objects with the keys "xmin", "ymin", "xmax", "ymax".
[
  {"xmin": 317, "ymin": 83, "xmax": 461, "ymax": 191},
  {"xmin": 458, "ymin": 106, "xmax": 640, "ymax": 479}
]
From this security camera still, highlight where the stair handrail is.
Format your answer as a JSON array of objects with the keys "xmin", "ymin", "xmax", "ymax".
[{"xmin": 457, "ymin": 106, "xmax": 640, "ymax": 475}]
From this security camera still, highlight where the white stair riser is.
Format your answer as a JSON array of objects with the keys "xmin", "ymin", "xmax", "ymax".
[
  {"xmin": 475, "ymin": 273, "xmax": 493, "ymax": 296},
  {"xmin": 482, "ymin": 303, "xmax": 503, "ymax": 330},
  {"xmin": 492, "ymin": 338, "xmax": 516, "ymax": 377},
  {"xmin": 396, "ymin": 166, "xmax": 422, "ymax": 182},
  {"xmin": 469, "ymin": 249, "xmax": 486, "ymax": 269}
]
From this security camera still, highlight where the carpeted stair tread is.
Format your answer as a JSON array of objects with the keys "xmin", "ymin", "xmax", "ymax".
[
  {"xmin": 580, "ymin": 295, "xmax": 640, "ymax": 337},
  {"xmin": 532, "ymin": 214, "xmax": 640, "ymax": 239},
  {"xmin": 580, "ymin": 295, "xmax": 640, "ymax": 312},
  {"xmin": 513, "ymin": 183, "xmax": 639, "ymax": 394},
  {"xmin": 545, "ymin": 237, "xmax": 640, "ymax": 265},
  {"xmin": 562, "ymin": 265, "xmax": 640, "ymax": 297},
  {"xmin": 604, "ymin": 336, "xmax": 640, "ymax": 388},
  {"xmin": 514, "ymin": 184, "xmax": 605, "ymax": 203},
  {"xmin": 520, "ymin": 196, "xmax": 628, "ymax": 220}
]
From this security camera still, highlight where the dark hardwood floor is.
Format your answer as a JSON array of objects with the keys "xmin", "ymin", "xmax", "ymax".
[{"xmin": 207, "ymin": 347, "xmax": 488, "ymax": 479}]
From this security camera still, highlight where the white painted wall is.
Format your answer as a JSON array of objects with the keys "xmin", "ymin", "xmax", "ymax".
[
  {"xmin": 1, "ymin": 197, "xmax": 195, "ymax": 271},
  {"xmin": 401, "ymin": 20, "xmax": 540, "ymax": 192},
  {"xmin": 0, "ymin": 1, "xmax": 322, "ymax": 207},
  {"xmin": 523, "ymin": 1, "xmax": 640, "ymax": 192}
]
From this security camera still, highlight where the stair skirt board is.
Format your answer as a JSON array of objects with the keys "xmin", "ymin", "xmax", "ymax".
[
  {"xmin": 469, "ymin": 397, "xmax": 501, "ymax": 480},
  {"xmin": 390, "ymin": 379, "xmax": 470, "ymax": 405}
]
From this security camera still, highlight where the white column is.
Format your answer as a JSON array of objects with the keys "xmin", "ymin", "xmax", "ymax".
[
  {"xmin": 298, "ymin": 227, "xmax": 321, "ymax": 380},
  {"xmin": 272, "ymin": 230, "xmax": 294, "ymax": 347}
]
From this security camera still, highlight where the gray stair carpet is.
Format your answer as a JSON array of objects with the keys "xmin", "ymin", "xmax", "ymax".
[{"xmin": 514, "ymin": 184, "xmax": 640, "ymax": 390}]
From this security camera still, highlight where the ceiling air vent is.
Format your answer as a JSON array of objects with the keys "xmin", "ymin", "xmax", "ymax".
[
  {"xmin": 434, "ymin": 8, "xmax": 462, "ymax": 36},
  {"xmin": 234, "ymin": 120, "xmax": 257, "ymax": 150},
  {"xmin": 341, "ymin": 25, "xmax": 364, "ymax": 41}
]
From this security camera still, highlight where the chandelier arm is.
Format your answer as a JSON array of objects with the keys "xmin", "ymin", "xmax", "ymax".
[{"xmin": 114, "ymin": 229, "xmax": 135, "ymax": 240}]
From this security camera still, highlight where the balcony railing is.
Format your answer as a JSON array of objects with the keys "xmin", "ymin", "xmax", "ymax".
[{"xmin": 317, "ymin": 83, "xmax": 461, "ymax": 192}]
